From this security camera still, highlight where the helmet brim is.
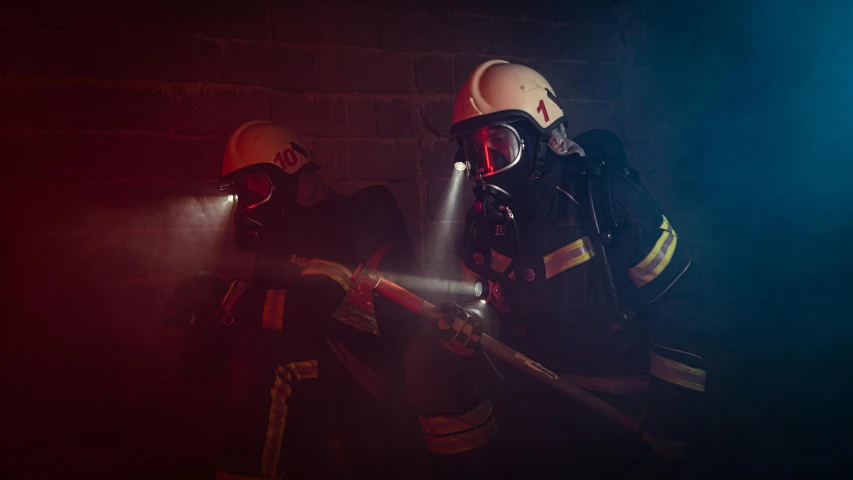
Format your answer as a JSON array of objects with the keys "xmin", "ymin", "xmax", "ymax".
[
  {"xmin": 219, "ymin": 161, "xmax": 322, "ymax": 191},
  {"xmin": 450, "ymin": 109, "xmax": 564, "ymax": 137}
]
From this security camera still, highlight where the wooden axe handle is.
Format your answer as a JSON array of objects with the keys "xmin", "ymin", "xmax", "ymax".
[
  {"xmin": 374, "ymin": 276, "xmax": 443, "ymax": 321},
  {"xmin": 476, "ymin": 335, "xmax": 640, "ymax": 434},
  {"xmin": 366, "ymin": 271, "xmax": 640, "ymax": 435}
]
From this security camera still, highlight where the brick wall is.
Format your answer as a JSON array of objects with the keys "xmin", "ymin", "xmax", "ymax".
[{"xmin": 0, "ymin": 1, "xmax": 699, "ymax": 477}]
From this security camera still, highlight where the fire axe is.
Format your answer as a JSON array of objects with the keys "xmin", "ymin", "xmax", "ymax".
[{"xmin": 332, "ymin": 264, "xmax": 641, "ymax": 435}]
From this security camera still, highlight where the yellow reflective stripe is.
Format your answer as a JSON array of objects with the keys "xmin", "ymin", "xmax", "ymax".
[
  {"xmin": 543, "ymin": 236, "xmax": 595, "ymax": 279},
  {"xmin": 490, "ymin": 249, "xmax": 511, "ymax": 273},
  {"xmin": 630, "ymin": 215, "xmax": 678, "ymax": 288},
  {"xmin": 261, "ymin": 381, "xmax": 289, "ymax": 477},
  {"xmin": 419, "ymin": 402, "xmax": 497, "ymax": 454},
  {"xmin": 215, "ymin": 470, "xmax": 284, "ymax": 480},
  {"xmin": 300, "ymin": 259, "xmax": 352, "ymax": 292},
  {"xmin": 281, "ymin": 360, "xmax": 319, "ymax": 381},
  {"xmin": 649, "ymin": 351, "xmax": 706, "ymax": 393},
  {"xmin": 261, "ymin": 360, "xmax": 319, "ymax": 477},
  {"xmin": 288, "ymin": 253, "xmax": 308, "ymax": 268},
  {"xmin": 262, "ymin": 289, "xmax": 287, "ymax": 331}
]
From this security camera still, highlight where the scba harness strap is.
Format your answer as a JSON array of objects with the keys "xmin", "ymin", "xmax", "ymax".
[
  {"xmin": 578, "ymin": 153, "xmax": 629, "ymax": 233},
  {"xmin": 572, "ymin": 153, "xmax": 639, "ymax": 330}
]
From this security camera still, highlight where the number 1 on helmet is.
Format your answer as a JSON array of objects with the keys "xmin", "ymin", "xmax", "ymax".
[{"xmin": 536, "ymin": 99, "xmax": 549, "ymax": 122}]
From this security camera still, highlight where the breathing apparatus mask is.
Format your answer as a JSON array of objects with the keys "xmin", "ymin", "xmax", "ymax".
[
  {"xmin": 221, "ymin": 164, "xmax": 299, "ymax": 251},
  {"xmin": 459, "ymin": 122, "xmax": 538, "ymax": 280},
  {"xmin": 458, "ymin": 121, "xmax": 583, "ymax": 279},
  {"xmin": 462, "ymin": 122, "xmax": 535, "ymax": 210}
]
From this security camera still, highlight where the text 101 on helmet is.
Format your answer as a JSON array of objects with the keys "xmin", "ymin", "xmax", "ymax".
[{"xmin": 220, "ymin": 120, "xmax": 314, "ymax": 189}]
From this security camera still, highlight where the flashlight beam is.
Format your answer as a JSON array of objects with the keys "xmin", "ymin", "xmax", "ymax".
[
  {"xmin": 428, "ymin": 168, "xmax": 467, "ymax": 270},
  {"xmin": 382, "ymin": 273, "xmax": 476, "ymax": 299}
]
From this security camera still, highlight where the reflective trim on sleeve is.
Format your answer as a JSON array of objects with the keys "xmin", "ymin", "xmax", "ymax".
[
  {"xmin": 419, "ymin": 401, "xmax": 497, "ymax": 454},
  {"xmin": 261, "ymin": 372, "xmax": 290, "ymax": 478},
  {"xmin": 261, "ymin": 360, "xmax": 319, "ymax": 477},
  {"xmin": 490, "ymin": 249, "xmax": 511, "ymax": 274},
  {"xmin": 280, "ymin": 360, "xmax": 320, "ymax": 381},
  {"xmin": 287, "ymin": 253, "xmax": 308, "ymax": 268},
  {"xmin": 630, "ymin": 216, "xmax": 678, "ymax": 288},
  {"xmin": 262, "ymin": 289, "xmax": 287, "ymax": 331},
  {"xmin": 300, "ymin": 259, "xmax": 353, "ymax": 292},
  {"xmin": 649, "ymin": 351, "xmax": 706, "ymax": 393},
  {"xmin": 543, "ymin": 236, "xmax": 595, "ymax": 279}
]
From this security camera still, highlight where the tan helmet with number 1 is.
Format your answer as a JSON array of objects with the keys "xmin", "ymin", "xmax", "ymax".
[{"xmin": 451, "ymin": 60, "xmax": 566, "ymax": 181}]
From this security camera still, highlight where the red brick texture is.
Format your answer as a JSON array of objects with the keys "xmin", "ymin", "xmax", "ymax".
[
  {"xmin": 222, "ymin": 43, "xmax": 311, "ymax": 88},
  {"xmin": 0, "ymin": 2, "xmax": 679, "ymax": 476}
]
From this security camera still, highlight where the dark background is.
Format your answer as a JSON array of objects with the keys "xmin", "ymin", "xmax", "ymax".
[{"xmin": 1, "ymin": 0, "xmax": 850, "ymax": 478}]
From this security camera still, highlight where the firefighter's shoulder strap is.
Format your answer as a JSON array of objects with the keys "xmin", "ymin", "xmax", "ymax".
[
  {"xmin": 567, "ymin": 130, "xmax": 642, "ymax": 325},
  {"xmin": 571, "ymin": 128, "xmax": 642, "ymax": 233}
]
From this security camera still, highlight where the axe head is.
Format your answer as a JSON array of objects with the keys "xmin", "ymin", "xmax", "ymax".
[{"xmin": 332, "ymin": 265, "xmax": 381, "ymax": 335}]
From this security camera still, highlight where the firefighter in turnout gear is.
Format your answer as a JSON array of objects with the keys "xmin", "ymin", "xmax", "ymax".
[
  {"xmin": 162, "ymin": 121, "xmax": 424, "ymax": 479},
  {"xmin": 404, "ymin": 60, "xmax": 712, "ymax": 477}
]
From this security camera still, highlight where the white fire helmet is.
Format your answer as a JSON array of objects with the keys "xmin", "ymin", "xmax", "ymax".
[
  {"xmin": 220, "ymin": 120, "xmax": 313, "ymax": 186},
  {"xmin": 451, "ymin": 60, "xmax": 566, "ymax": 180}
]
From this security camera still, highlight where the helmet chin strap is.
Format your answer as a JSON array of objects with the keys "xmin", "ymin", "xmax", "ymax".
[
  {"xmin": 527, "ymin": 136, "xmax": 551, "ymax": 182},
  {"xmin": 532, "ymin": 119, "xmax": 579, "ymax": 180}
]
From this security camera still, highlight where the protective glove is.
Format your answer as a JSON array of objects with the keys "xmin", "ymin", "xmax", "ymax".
[
  {"xmin": 161, "ymin": 272, "xmax": 231, "ymax": 329},
  {"xmin": 437, "ymin": 301, "xmax": 484, "ymax": 357}
]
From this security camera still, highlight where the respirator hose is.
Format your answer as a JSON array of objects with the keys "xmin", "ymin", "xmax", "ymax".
[{"xmin": 464, "ymin": 184, "xmax": 521, "ymax": 283}]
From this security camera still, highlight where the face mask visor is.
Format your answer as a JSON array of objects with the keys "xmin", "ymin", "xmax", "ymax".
[
  {"xmin": 228, "ymin": 172, "xmax": 275, "ymax": 214},
  {"xmin": 460, "ymin": 124, "xmax": 523, "ymax": 182}
]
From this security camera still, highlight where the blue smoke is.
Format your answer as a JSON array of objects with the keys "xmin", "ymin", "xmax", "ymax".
[{"xmin": 644, "ymin": 1, "xmax": 853, "ymax": 474}]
